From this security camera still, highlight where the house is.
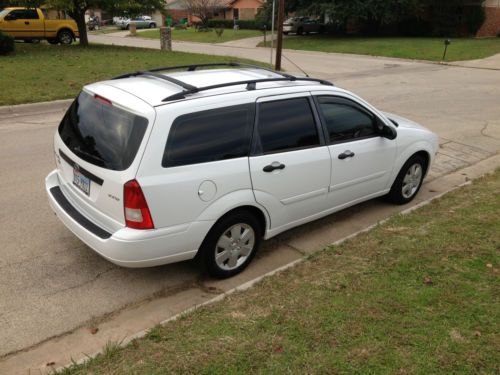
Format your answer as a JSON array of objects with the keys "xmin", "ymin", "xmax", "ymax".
[
  {"xmin": 477, "ymin": 0, "xmax": 500, "ymax": 36},
  {"xmin": 219, "ymin": 0, "xmax": 264, "ymax": 20}
]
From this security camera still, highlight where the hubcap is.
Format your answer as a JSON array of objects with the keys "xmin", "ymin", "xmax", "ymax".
[
  {"xmin": 60, "ymin": 32, "xmax": 71, "ymax": 44},
  {"xmin": 215, "ymin": 223, "xmax": 255, "ymax": 271},
  {"xmin": 402, "ymin": 163, "xmax": 423, "ymax": 199}
]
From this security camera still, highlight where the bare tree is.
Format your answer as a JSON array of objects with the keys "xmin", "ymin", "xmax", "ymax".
[{"xmin": 182, "ymin": 0, "xmax": 229, "ymax": 25}]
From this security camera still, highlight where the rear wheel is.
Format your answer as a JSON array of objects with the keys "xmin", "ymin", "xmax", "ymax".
[
  {"xmin": 58, "ymin": 30, "xmax": 74, "ymax": 45},
  {"xmin": 149, "ymin": 23, "xmax": 156, "ymax": 28},
  {"xmin": 386, "ymin": 155, "xmax": 426, "ymax": 204},
  {"xmin": 297, "ymin": 27, "xmax": 304, "ymax": 35},
  {"xmin": 200, "ymin": 211, "xmax": 262, "ymax": 278}
]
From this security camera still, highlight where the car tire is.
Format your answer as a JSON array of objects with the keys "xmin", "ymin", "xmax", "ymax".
[
  {"xmin": 149, "ymin": 23, "xmax": 156, "ymax": 28},
  {"xmin": 58, "ymin": 30, "xmax": 74, "ymax": 45},
  {"xmin": 126, "ymin": 24, "xmax": 130, "ymax": 30},
  {"xmin": 199, "ymin": 211, "xmax": 262, "ymax": 279},
  {"xmin": 386, "ymin": 155, "xmax": 426, "ymax": 205},
  {"xmin": 283, "ymin": 31, "xmax": 289, "ymax": 35},
  {"xmin": 319, "ymin": 26, "xmax": 326, "ymax": 34},
  {"xmin": 297, "ymin": 27, "xmax": 304, "ymax": 35}
]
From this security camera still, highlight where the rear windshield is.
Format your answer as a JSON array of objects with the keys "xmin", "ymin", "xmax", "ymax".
[{"xmin": 58, "ymin": 91, "xmax": 148, "ymax": 171}]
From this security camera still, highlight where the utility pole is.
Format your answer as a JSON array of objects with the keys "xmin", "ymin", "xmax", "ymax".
[
  {"xmin": 275, "ymin": 0, "xmax": 285, "ymax": 71},
  {"xmin": 270, "ymin": 0, "xmax": 275, "ymax": 66}
]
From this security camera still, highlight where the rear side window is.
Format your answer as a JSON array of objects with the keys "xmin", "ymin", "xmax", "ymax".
[
  {"xmin": 162, "ymin": 104, "xmax": 254, "ymax": 167},
  {"xmin": 255, "ymin": 97, "xmax": 319, "ymax": 154},
  {"xmin": 58, "ymin": 91, "xmax": 148, "ymax": 171}
]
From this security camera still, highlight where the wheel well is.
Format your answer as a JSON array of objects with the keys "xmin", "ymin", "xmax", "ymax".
[
  {"xmin": 218, "ymin": 206, "xmax": 267, "ymax": 237},
  {"xmin": 413, "ymin": 151, "xmax": 430, "ymax": 175},
  {"xmin": 58, "ymin": 28, "xmax": 74, "ymax": 38}
]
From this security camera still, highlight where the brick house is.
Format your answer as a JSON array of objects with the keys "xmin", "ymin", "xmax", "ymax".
[
  {"xmin": 219, "ymin": 0, "xmax": 264, "ymax": 20},
  {"xmin": 477, "ymin": 0, "xmax": 500, "ymax": 36}
]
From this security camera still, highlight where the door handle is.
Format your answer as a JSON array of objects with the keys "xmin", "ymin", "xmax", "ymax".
[
  {"xmin": 338, "ymin": 150, "xmax": 355, "ymax": 160},
  {"xmin": 25, "ymin": 21, "xmax": 29, "ymax": 25},
  {"xmin": 263, "ymin": 161, "xmax": 286, "ymax": 172}
]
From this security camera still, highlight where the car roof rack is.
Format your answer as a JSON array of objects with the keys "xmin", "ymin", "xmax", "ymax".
[{"xmin": 112, "ymin": 62, "xmax": 334, "ymax": 102}]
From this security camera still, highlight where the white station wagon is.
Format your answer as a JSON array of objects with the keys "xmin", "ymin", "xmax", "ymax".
[{"xmin": 45, "ymin": 63, "xmax": 438, "ymax": 278}]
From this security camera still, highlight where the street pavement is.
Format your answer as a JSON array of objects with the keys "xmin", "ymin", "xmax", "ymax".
[{"xmin": 1, "ymin": 35, "xmax": 499, "ymax": 366}]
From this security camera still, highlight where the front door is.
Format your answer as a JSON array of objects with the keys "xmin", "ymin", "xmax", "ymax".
[
  {"xmin": 249, "ymin": 94, "xmax": 331, "ymax": 232},
  {"xmin": 313, "ymin": 94, "xmax": 397, "ymax": 209}
]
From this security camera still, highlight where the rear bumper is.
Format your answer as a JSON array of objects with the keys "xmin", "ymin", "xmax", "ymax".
[{"xmin": 45, "ymin": 170, "xmax": 214, "ymax": 267}]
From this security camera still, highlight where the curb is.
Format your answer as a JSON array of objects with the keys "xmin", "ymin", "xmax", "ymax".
[
  {"xmin": 52, "ymin": 158, "xmax": 499, "ymax": 373},
  {"xmin": 0, "ymin": 99, "xmax": 72, "ymax": 117}
]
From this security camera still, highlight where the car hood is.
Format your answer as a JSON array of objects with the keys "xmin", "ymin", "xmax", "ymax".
[{"xmin": 382, "ymin": 112, "xmax": 428, "ymax": 131}]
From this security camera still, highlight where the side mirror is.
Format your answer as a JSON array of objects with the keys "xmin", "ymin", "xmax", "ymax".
[
  {"xmin": 381, "ymin": 125, "xmax": 397, "ymax": 140},
  {"xmin": 375, "ymin": 118, "xmax": 397, "ymax": 140}
]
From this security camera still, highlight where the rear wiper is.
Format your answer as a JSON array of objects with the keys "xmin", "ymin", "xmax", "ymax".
[{"xmin": 74, "ymin": 146, "xmax": 106, "ymax": 164}]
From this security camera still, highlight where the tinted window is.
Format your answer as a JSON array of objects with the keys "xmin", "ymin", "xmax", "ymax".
[
  {"xmin": 256, "ymin": 98, "xmax": 319, "ymax": 154},
  {"xmin": 10, "ymin": 9, "xmax": 39, "ymax": 19},
  {"xmin": 317, "ymin": 97, "xmax": 376, "ymax": 143},
  {"xmin": 163, "ymin": 104, "xmax": 254, "ymax": 167},
  {"xmin": 58, "ymin": 91, "xmax": 148, "ymax": 171}
]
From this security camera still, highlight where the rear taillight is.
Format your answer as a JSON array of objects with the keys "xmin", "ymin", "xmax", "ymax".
[{"xmin": 124, "ymin": 179, "xmax": 154, "ymax": 230}]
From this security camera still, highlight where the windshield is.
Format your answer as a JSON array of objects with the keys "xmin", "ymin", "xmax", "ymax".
[
  {"xmin": 58, "ymin": 91, "xmax": 148, "ymax": 171},
  {"xmin": 0, "ymin": 9, "xmax": 10, "ymax": 17}
]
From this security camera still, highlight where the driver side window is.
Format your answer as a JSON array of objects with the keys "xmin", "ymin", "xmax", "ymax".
[{"xmin": 317, "ymin": 96, "xmax": 377, "ymax": 143}]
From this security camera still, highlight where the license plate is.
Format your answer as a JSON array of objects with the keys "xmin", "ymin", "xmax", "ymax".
[{"xmin": 73, "ymin": 167, "xmax": 90, "ymax": 195}]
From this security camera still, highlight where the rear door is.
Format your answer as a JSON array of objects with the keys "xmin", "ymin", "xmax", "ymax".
[
  {"xmin": 55, "ymin": 86, "xmax": 156, "ymax": 232},
  {"xmin": 249, "ymin": 93, "xmax": 331, "ymax": 232},
  {"xmin": 313, "ymin": 94, "xmax": 397, "ymax": 209}
]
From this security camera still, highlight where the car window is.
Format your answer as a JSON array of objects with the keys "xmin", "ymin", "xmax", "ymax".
[
  {"xmin": 255, "ymin": 97, "xmax": 319, "ymax": 154},
  {"xmin": 163, "ymin": 104, "xmax": 254, "ymax": 167},
  {"xmin": 317, "ymin": 96, "xmax": 377, "ymax": 143},
  {"xmin": 10, "ymin": 9, "xmax": 39, "ymax": 19}
]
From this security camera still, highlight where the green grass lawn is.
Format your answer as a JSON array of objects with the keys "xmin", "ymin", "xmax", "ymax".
[
  {"xmin": 0, "ymin": 43, "xmax": 264, "ymax": 106},
  {"xmin": 60, "ymin": 170, "xmax": 500, "ymax": 375},
  {"xmin": 137, "ymin": 27, "xmax": 263, "ymax": 43},
  {"xmin": 260, "ymin": 36, "xmax": 500, "ymax": 61}
]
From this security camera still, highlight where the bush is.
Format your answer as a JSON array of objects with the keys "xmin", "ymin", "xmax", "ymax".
[
  {"xmin": 174, "ymin": 24, "xmax": 187, "ymax": 30},
  {"xmin": 206, "ymin": 19, "xmax": 269, "ymax": 30},
  {"xmin": 0, "ymin": 30, "xmax": 15, "ymax": 55}
]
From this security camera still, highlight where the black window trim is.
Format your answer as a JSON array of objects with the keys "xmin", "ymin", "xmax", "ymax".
[
  {"xmin": 162, "ymin": 102, "xmax": 255, "ymax": 168},
  {"xmin": 312, "ymin": 95, "xmax": 383, "ymax": 145},
  {"xmin": 250, "ymin": 95, "xmax": 326, "ymax": 156}
]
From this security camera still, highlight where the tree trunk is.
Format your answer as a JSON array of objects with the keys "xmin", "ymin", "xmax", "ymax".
[{"xmin": 71, "ymin": 10, "xmax": 88, "ymax": 46}]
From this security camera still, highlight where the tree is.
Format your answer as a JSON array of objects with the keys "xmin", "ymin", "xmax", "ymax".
[
  {"xmin": 46, "ymin": 0, "xmax": 165, "ymax": 46},
  {"xmin": 182, "ymin": 0, "xmax": 229, "ymax": 26}
]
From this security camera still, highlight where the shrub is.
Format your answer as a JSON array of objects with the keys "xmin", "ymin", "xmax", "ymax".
[
  {"xmin": 214, "ymin": 26, "xmax": 224, "ymax": 38},
  {"xmin": 0, "ymin": 30, "xmax": 15, "ymax": 55},
  {"xmin": 206, "ymin": 19, "xmax": 269, "ymax": 30},
  {"xmin": 174, "ymin": 24, "xmax": 187, "ymax": 30}
]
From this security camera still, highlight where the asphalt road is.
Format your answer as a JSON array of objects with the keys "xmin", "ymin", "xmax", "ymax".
[{"xmin": 1, "ymin": 43, "xmax": 499, "ymax": 359}]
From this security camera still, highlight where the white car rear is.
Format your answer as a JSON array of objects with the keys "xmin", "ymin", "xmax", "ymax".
[{"xmin": 46, "ymin": 63, "xmax": 438, "ymax": 278}]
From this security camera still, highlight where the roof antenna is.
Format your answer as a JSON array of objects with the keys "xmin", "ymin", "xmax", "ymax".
[{"xmin": 281, "ymin": 53, "xmax": 310, "ymax": 78}]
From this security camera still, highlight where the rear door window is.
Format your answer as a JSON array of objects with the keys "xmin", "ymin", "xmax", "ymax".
[
  {"xmin": 254, "ymin": 97, "xmax": 320, "ymax": 154},
  {"xmin": 163, "ymin": 104, "xmax": 254, "ymax": 167},
  {"xmin": 58, "ymin": 91, "xmax": 148, "ymax": 171}
]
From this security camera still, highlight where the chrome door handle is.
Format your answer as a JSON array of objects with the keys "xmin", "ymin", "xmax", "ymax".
[
  {"xmin": 338, "ymin": 150, "xmax": 355, "ymax": 160},
  {"xmin": 263, "ymin": 161, "xmax": 285, "ymax": 172}
]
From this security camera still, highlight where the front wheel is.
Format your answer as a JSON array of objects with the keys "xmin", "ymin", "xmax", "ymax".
[
  {"xmin": 149, "ymin": 23, "xmax": 156, "ymax": 28},
  {"xmin": 200, "ymin": 211, "xmax": 262, "ymax": 278},
  {"xmin": 58, "ymin": 30, "xmax": 74, "ymax": 45},
  {"xmin": 386, "ymin": 155, "xmax": 426, "ymax": 204}
]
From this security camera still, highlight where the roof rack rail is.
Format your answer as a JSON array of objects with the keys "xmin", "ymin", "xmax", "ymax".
[
  {"xmin": 112, "ymin": 62, "xmax": 334, "ymax": 102},
  {"xmin": 162, "ymin": 77, "xmax": 334, "ymax": 102},
  {"xmin": 112, "ymin": 71, "xmax": 197, "ymax": 91}
]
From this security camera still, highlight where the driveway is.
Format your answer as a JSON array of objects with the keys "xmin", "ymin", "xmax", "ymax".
[{"xmin": 1, "ymin": 35, "xmax": 499, "ymax": 368}]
